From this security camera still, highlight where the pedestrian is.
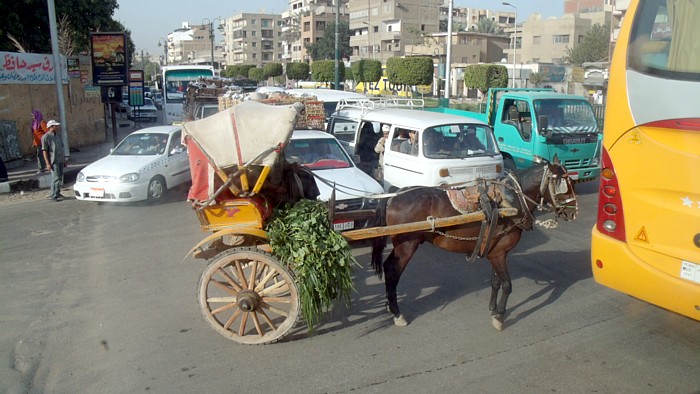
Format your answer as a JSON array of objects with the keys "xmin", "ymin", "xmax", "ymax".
[
  {"xmin": 41, "ymin": 120, "xmax": 66, "ymax": 201},
  {"xmin": 0, "ymin": 153, "xmax": 8, "ymax": 182},
  {"xmin": 374, "ymin": 124, "xmax": 390, "ymax": 180},
  {"xmin": 31, "ymin": 109, "xmax": 48, "ymax": 173}
]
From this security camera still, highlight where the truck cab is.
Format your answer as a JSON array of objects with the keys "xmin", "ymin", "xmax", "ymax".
[{"xmin": 429, "ymin": 88, "xmax": 602, "ymax": 182}]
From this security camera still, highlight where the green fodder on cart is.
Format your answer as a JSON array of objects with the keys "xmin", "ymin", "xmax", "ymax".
[{"xmin": 266, "ymin": 199, "xmax": 357, "ymax": 334}]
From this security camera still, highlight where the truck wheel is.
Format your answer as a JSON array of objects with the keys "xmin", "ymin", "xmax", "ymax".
[{"xmin": 503, "ymin": 157, "xmax": 517, "ymax": 172}]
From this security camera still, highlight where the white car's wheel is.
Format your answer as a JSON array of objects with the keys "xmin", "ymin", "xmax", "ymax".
[{"xmin": 147, "ymin": 175, "xmax": 166, "ymax": 201}]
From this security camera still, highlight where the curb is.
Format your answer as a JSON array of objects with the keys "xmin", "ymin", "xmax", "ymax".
[{"xmin": 1, "ymin": 167, "xmax": 83, "ymax": 194}]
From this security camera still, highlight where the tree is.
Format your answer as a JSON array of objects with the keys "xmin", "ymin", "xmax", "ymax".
[
  {"xmin": 528, "ymin": 72, "xmax": 546, "ymax": 87},
  {"xmin": 286, "ymin": 62, "xmax": 310, "ymax": 81},
  {"xmin": 386, "ymin": 57, "xmax": 433, "ymax": 96},
  {"xmin": 463, "ymin": 64, "xmax": 508, "ymax": 95},
  {"xmin": 305, "ymin": 21, "xmax": 351, "ymax": 61},
  {"xmin": 0, "ymin": 0, "xmax": 122, "ymax": 54},
  {"xmin": 563, "ymin": 23, "xmax": 610, "ymax": 66},
  {"xmin": 351, "ymin": 59, "xmax": 382, "ymax": 92},
  {"xmin": 224, "ymin": 64, "xmax": 256, "ymax": 78},
  {"xmin": 311, "ymin": 60, "xmax": 345, "ymax": 86},
  {"xmin": 248, "ymin": 67, "xmax": 265, "ymax": 82},
  {"xmin": 264, "ymin": 63, "xmax": 283, "ymax": 78},
  {"xmin": 473, "ymin": 18, "xmax": 503, "ymax": 34}
]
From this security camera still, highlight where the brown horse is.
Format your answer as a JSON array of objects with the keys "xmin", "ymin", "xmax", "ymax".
[{"xmin": 370, "ymin": 158, "xmax": 578, "ymax": 330}]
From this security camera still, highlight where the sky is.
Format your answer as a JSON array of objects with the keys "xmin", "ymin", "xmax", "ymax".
[{"xmin": 113, "ymin": 0, "xmax": 562, "ymax": 57}]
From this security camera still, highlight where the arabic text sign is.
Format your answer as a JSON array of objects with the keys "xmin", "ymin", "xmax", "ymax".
[{"xmin": 0, "ymin": 52, "xmax": 68, "ymax": 84}]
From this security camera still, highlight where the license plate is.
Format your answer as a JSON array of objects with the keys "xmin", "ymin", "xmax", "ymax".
[
  {"xmin": 89, "ymin": 188, "xmax": 105, "ymax": 197},
  {"xmin": 568, "ymin": 172, "xmax": 579, "ymax": 180},
  {"xmin": 333, "ymin": 220, "xmax": 354, "ymax": 231}
]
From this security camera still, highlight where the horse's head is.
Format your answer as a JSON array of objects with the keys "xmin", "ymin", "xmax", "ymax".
[{"xmin": 540, "ymin": 155, "xmax": 578, "ymax": 221}]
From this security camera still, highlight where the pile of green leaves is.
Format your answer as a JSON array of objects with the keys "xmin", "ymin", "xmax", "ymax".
[{"xmin": 266, "ymin": 199, "xmax": 356, "ymax": 333}]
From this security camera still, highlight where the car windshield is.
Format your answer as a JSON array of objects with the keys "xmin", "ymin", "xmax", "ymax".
[
  {"xmin": 112, "ymin": 133, "xmax": 169, "ymax": 156},
  {"xmin": 284, "ymin": 138, "xmax": 352, "ymax": 170},
  {"xmin": 533, "ymin": 99, "xmax": 599, "ymax": 134},
  {"xmin": 416, "ymin": 124, "xmax": 499, "ymax": 159}
]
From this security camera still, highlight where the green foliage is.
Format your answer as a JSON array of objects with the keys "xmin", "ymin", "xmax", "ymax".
[
  {"xmin": 563, "ymin": 23, "xmax": 611, "ymax": 66},
  {"xmin": 286, "ymin": 62, "xmax": 310, "ymax": 81},
  {"xmin": 305, "ymin": 21, "xmax": 351, "ymax": 61},
  {"xmin": 248, "ymin": 67, "xmax": 265, "ymax": 82},
  {"xmin": 311, "ymin": 60, "xmax": 345, "ymax": 83},
  {"xmin": 463, "ymin": 64, "xmax": 508, "ymax": 95},
  {"xmin": 528, "ymin": 71, "xmax": 546, "ymax": 87},
  {"xmin": 224, "ymin": 64, "xmax": 256, "ymax": 78},
  {"xmin": 351, "ymin": 59, "xmax": 383, "ymax": 83},
  {"xmin": 386, "ymin": 57, "xmax": 433, "ymax": 87},
  {"xmin": 473, "ymin": 18, "xmax": 503, "ymax": 34},
  {"xmin": 266, "ymin": 200, "xmax": 356, "ymax": 333},
  {"xmin": 0, "ymin": 0, "xmax": 121, "ymax": 54},
  {"xmin": 263, "ymin": 62, "xmax": 284, "ymax": 78}
]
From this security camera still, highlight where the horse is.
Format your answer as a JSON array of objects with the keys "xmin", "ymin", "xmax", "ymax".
[{"xmin": 370, "ymin": 158, "xmax": 578, "ymax": 330}]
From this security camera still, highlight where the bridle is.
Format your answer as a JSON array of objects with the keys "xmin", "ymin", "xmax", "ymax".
[{"xmin": 521, "ymin": 163, "xmax": 579, "ymax": 222}]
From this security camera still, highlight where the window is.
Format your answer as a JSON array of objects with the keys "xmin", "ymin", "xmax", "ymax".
[
  {"xmin": 628, "ymin": 0, "xmax": 700, "ymax": 76},
  {"xmin": 554, "ymin": 35, "xmax": 570, "ymax": 44},
  {"xmin": 533, "ymin": 36, "xmax": 541, "ymax": 45}
]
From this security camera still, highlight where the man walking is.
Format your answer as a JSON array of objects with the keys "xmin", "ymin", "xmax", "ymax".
[{"xmin": 41, "ymin": 120, "xmax": 66, "ymax": 201}]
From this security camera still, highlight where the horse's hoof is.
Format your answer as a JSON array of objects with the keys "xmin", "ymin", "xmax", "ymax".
[
  {"xmin": 393, "ymin": 314, "xmax": 408, "ymax": 327},
  {"xmin": 491, "ymin": 315, "xmax": 504, "ymax": 331}
]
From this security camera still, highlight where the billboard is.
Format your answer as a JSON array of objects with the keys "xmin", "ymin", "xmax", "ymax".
[{"xmin": 90, "ymin": 32, "xmax": 128, "ymax": 86}]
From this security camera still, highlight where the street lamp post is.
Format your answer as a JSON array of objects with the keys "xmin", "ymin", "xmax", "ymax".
[
  {"xmin": 503, "ymin": 2, "xmax": 517, "ymax": 88},
  {"xmin": 202, "ymin": 17, "xmax": 225, "ymax": 69},
  {"xmin": 158, "ymin": 38, "xmax": 168, "ymax": 65}
]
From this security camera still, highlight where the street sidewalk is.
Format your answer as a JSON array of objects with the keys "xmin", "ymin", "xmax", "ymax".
[{"xmin": 0, "ymin": 119, "xmax": 138, "ymax": 195}]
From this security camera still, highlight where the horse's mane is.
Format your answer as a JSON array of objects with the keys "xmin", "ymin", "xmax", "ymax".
[{"xmin": 513, "ymin": 164, "xmax": 545, "ymax": 195}]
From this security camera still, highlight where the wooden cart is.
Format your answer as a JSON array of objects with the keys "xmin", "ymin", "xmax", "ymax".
[{"xmin": 184, "ymin": 100, "xmax": 517, "ymax": 345}]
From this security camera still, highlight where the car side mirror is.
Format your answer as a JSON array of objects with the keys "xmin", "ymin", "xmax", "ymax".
[
  {"xmin": 170, "ymin": 145, "xmax": 185, "ymax": 155},
  {"xmin": 351, "ymin": 154, "xmax": 361, "ymax": 164},
  {"xmin": 538, "ymin": 115, "xmax": 549, "ymax": 135}
]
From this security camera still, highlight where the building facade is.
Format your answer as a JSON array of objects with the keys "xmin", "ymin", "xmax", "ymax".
[{"xmin": 221, "ymin": 13, "xmax": 284, "ymax": 67}]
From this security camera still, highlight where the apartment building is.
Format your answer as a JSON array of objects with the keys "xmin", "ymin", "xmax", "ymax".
[
  {"xmin": 221, "ymin": 13, "xmax": 284, "ymax": 67},
  {"xmin": 167, "ymin": 23, "xmax": 222, "ymax": 65},
  {"xmin": 440, "ymin": 5, "xmax": 514, "ymax": 32},
  {"xmin": 281, "ymin": 0, "xmax": 348, "ymax": 63},
  {"xmin": 347, "ymin": 0, "xmax": 441, "ymax": 63},
  {"xmin": 518, "ymin": 11, "xmax": 610, "ymax": 65}
]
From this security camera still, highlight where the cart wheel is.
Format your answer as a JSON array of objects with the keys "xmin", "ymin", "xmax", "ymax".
[{"xmin": 198, "ymin": 247, "xmax": 300, "ymax": 345}]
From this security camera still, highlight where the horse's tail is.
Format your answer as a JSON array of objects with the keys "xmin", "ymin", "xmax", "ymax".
[{"xmin": 370, "ymin": 197, "xmax": 389, "ymax": 278}]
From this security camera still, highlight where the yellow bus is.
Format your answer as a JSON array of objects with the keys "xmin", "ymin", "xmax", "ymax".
[{"xmin": 591, "ymin": 0, "xmax": 700, "ymax": 321}]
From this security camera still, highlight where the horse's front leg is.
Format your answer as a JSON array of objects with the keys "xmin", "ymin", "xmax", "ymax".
[
  {"xmin": 488, "ymin": 255, "xmax": 512, "ymax": 331},
  {"xmin": 489, "ymin": 269, "xmax": 501, "ymax": 312},
  {"xmin": 383, "ymin": 239, "xmax": 419, "ymax": 327},
  {"xmin": 383, "ymin": 250, "xmax": 408, "ymax": 327}
]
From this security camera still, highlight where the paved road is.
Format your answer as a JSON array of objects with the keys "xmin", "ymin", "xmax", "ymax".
[{"xmin": 0, "ymin": 181, "xmax": 698, "ymax": 393}]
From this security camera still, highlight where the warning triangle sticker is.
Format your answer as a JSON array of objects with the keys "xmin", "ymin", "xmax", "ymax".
[{"xmin": 635, "ymin": 227, "xmax": 649, "ymax": 243}]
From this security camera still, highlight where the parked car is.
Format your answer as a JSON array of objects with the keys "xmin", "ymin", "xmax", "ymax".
[
  {"xmin": 128, "ymin": 97, "xmax": 158, "ymax": 122},
  {"xmin": 73, "ymin": 126, "xmax": 190, "ymax": 202},
  {"xmin": 285, "ymin": 129, "xmax": 383, "ymax": 231}
]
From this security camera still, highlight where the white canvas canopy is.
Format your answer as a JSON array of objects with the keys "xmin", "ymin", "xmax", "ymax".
[{"xmin": 182, "ymin": 100, "xmax": 300, "ymax": 169}]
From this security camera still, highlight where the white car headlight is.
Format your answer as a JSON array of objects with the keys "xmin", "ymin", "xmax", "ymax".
[
  {"xmin": 119, "ymin": 173, "xmax": 140, "ymax": 183},
  {"xmin": 77, "ymin": 172, "xmax": 85, "ymax": 182}
]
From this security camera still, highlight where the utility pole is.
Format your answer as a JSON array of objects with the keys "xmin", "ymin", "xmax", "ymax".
[{"xmin": 334, "ymin": 0, "xmax": 340, "ymax": 90}]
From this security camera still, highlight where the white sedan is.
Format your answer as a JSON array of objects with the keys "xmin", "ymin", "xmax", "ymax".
[
  {"xmin": 286, "ymin": 129, "xmax": 384, "ymax": 231},
  {"xmin": 73, "ymin": 126, "xmax": 190, "ymax": 202}
]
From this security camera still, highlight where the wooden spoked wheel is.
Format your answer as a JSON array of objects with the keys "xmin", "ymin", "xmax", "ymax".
[{"xmin": 198, "ymin": 247, "xmax": 300, "ymax": 345}]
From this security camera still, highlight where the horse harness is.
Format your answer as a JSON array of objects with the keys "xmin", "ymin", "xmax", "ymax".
[{"xmin": 428, "ymin": 164, "xmax": 576, "ymax": 262}]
